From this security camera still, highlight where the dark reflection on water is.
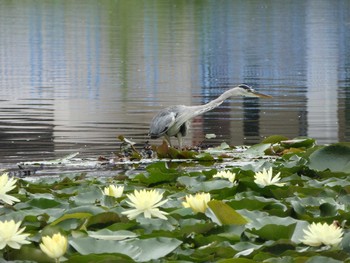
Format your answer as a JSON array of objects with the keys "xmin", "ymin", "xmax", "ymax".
[{"xmin": 0, "ymin": 0, "xmax": 349, "ymax": 164}]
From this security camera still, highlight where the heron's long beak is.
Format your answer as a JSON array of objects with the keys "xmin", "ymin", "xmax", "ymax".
[{"xmin": 254, "ymin": 91, "xmax": 273, "ymax": 98}]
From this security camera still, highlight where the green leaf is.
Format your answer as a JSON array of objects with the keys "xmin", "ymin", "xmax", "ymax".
[
  {"xmin": 177, "ymin": 176, "xmax": 233, "ymax": 192},
  {"xmin": 244, "ymin": 143, "xmax": 271, "ymax": 156},
  {"xmin": 135, "ymin": 162, "xmax": 179, "ymax": 185},
  {"xmin": 195, "ymin": 152, "xmax": 216, "ymax": 162},
  {"xmin": 262, "ymin": 135, "xmax": 289, "ymax": 144},
  {"xmin": 50, "ymin": 212, "xmax": 92, "ymax": 226},
  {"xmin": 319, "ymin": 202, "xmax": 337, "ymax": 217},
  {"xmin": 291, "ymin": 221, "xmax": 310, "ymax": 243},
  {"xmin": 69, "ymin": 236, "xmax": 139, "ymax": 256},
  {"xmin": 281, "ymin": 137, "xmax": 315, "ymax": 148},
  {"xmin": 87, "ymin": 229, "xmax": 137, "ymax": 240},
  {"xmin": 131, "ymin": 237, "xmax": 182, "ymax": 261},
  {"xmin": 66, "ymin": 253, "xmax": 134, "ymax": 263},
  {"xmin": 342, "ymin": 232, "xmax": 350, "ymax": 253},
  {"xmin": 101, "ymin": 195, "xmax": 117, "ymax": 207},
  {"xmin": 178, "ymin": 221, "xmax": 216, "ymax": 235},
  {"xmin": 72, "ymin": 186, "xmax": 103, "ymax": 205},
  {"xmin": 9, "ymin": 245, "xmax": 51, "ymax": 262},
  {"xmin": 228, "ymin": 197, "xmax": 280, "ymax": 211},
  {"xmin": 27, "ymin": 198, "xmax": 61, "ymax": 209},
  {"xmin": 303, "ymin": 256, "xmax": 344, "ymax": 263},
  {"xmin": 250, "ymin": 223, "xmax": 296, "ymax": 241},
  {"xmin": 308, "ymin": 144, "xmax": 350, "ymax": 173},
  {"xmin": 70, "ymin": 237, "xmax": 182, "ymax": 261},
  {"xmin": 207, "ymin": 200, "xmax": 248, "ymax": 225},
  {"xmin": 86, "ymin": 212, "xmax": 122, "ymax": 229},
  {"xmin": 262, "ymin": 240, "xmax": 296, "ymax": 255}
]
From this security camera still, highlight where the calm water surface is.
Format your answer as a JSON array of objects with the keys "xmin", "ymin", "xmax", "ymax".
[{"xmin": 0, "ymin": 0, "xmax": 350, "ymax": 166}]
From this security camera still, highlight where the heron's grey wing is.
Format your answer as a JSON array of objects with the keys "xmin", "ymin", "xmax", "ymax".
[{"xmin": 149, "ymin": 110, "xmax": 177, "ymax": 138}]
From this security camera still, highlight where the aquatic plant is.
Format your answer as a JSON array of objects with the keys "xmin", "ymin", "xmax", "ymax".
[
  {"xmin": 1, "ymin": 136, "xmax": 350, "ymax": 262},
  {"xmin": 0, "ymin": 173, "xmax": 20, "ymax": 205},
  {"xmin": 40, "ymin": 233, "xmax": 68, "ymax": 262},
  {"xmin": 0, "ymin": 220, "xmax": 30, "ymax": 250}
]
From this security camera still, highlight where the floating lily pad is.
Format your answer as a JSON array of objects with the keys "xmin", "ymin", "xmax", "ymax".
[
  {"xmin": 207, "ymin": 200, "xmax": 248, "ymax": 225},
  {"xmin": 262, "ymin": 135, "xmax": 290, "ymax": 144},
  {"xmin": 249, "ymin": 223, "xmax": 296, "ymax": 241},
  {"xmin": 70, "ymin": 237, "xmax": 182, "ymax": 261},
  {"xmin": 281, "ymin": 137, "xmax": 315, "ymax": 148},
  {"xmin": 244, "ymin": 143, "xmax": 271, "ymax": 156},
  {"xmin": 308, "ymin": 143, "xmax": 350, "ymax": 173},
  {"xmin": 87, "ymin": 229, "xmax": 137, "ymax": 240}
]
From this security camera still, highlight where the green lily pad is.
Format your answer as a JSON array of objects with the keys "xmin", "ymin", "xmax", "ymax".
[
  {"xmin": 244, "ymin": 143, "xmax": 271, "ymax": 156},
  {"xmin": 281, "ymin": 137, "xmax": 315, "ymax": 148},
  {"xmin": 135, "ymin": 162, "xmax": 179, "ymax": 186},
  {"xmin": 207, "ymin": 200, "xmax": 248, "ymax": 225},
  {"xmin": 66, "ymin": 253, "xmax": 134, "ymax": 263},
  {"xmin": 262, "ymin": 135, "xmax": 290, "ymax": 144},
  {"xmin": 308, "ymin": 143, "xmax": 350, "ymax": 173},
  {"xmin": 87, "ymin": 229, "xmax": 137, "ymax": 240},
  {"xmin": 249, "ymin": 223, "xmax": 296, "ymax": 241},
  {"xmin": 28, "ymin": 198, "xmax": 61, "ymax": 209},
  {"xmin": 70, "ymin": 237, "xmax": 182, "ymax": 261},
  {"xmin": 50, "ymin": 212, "xmax": 93, "ymax": 226}
]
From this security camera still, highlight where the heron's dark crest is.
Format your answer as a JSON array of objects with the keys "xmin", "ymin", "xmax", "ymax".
[{"xmin": 238, "ymin": 84, "xmax": 256, "ymax": 93}]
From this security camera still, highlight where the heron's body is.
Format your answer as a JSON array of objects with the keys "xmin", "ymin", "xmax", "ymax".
[{"xmin": 149, "ymin": 84, "xmax": 271, "ymax": 147}]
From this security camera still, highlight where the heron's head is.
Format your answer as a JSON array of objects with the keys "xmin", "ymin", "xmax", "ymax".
[{"xmin": 234, "ymin": 84, "xmax": 272, "ymax": 98}]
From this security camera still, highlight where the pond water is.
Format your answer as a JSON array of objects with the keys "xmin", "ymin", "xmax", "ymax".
[{"xmin": 0, "ymin": 0, "xmax": 350, "ymax": 166}]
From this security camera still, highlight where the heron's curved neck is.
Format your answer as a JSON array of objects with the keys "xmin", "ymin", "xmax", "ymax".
[{"xmin": 191, "ymin": 88, "xmax": 238, "ymax": 117}]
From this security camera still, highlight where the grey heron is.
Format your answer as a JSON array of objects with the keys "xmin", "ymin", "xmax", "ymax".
[{"xmin": 149, "ymin": 84, "xmax": 271, "ymax": 148}]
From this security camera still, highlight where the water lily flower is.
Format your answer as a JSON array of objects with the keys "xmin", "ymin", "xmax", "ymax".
[
  {"xmin": 0, "ymin": 173, "xmax": 20, "ymax": 205},
  {"xmin": 0, "ymin": 220, "xmax": 30, "ymax": 249},
  {"xmin": 103, "ymin": 184, "xmax": 124, "ymax": 198},
  {"xmin": 122, "ymin": 189, "xmax": 168, "ymax": 220},
  {"xmin": 300, "ymin": 222, "xmax": 343, "ymax": 247},
  {"xmin": 182, "ymin": 192, "xmax": 211, "ymax": 213},
  {"xmin": 254, "ymin": 167, "xmax": 285, "ymax": 187},
  {"xmin": 213, "ymin": 170, "xmax": 237, "ymax": 184},
  {"xmin": 40, "ymin": 233, "xmax": 68, "ymax": 261}
]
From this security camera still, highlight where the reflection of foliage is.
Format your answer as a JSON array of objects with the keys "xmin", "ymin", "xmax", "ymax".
[{"xmin": 1, "ymin": 136, "xmax": 350, "ymax": 262}]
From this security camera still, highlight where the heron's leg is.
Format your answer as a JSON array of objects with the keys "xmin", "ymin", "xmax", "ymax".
[
  {"xmin": 176, "ymin": 133, "xmax": 183, "ymax": 149},
  {"xmin": 164, "ymin": 135, "xmax": 172, "ymax": 147}
]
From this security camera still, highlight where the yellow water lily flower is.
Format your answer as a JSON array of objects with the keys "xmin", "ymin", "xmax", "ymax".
[
  {"xmin": 103, "ymin": 184, "xmax": 124, "ymax": 198},
  {"xmin": 213, "ymin": 170, "xmax": 237, "ymax": 184},
  {"xmin": 0, "ymin": 220, "xmax": 30, "ymax": 249},
  {"xmin": 300, "ymin": 222, "xmax": 343, "ymax": 247},
  {"xmin": 122, "ymin": 189, "xmax": 168, "ymax": 220},
  {"xmin": 182, "ymin": 192, "xmax": 211, "ymax": 213},
  {"xmin": 0, "ymin": 173, "xmax": 20, "ymax": 205},
  {"xmin": 254, "ymin": 167, "xmax": 285, "ymax": 187},
  {"xmin": 40, "ymin": 233, "xmax": 68, "ymax": 261}
]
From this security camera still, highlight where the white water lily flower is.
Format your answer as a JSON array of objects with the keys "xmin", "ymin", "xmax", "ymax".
[
  {"xmin": 103, "ymin": 184, "xmax": 124, "ymax": 198},
  {"xmin": 182, "ymin": 192, "xmax": 211, "ymax": 213},
  {"xmin": 0, "ymin": 173, "xmax": 20, "ymax": 205},
  {"xmin": 0, "ymin": 220, "xmax": 30, "ymax": 249},
  {"xmin": 40, "ymin": 233, "xmax": 68, "ymax": 260},
  {"xmin": 122, "ymin": 189, "xmax": 168, "ymax": 220},
  {"xmin": 254, "ymin": 167, "xmax": 285, "ymax": 187},
  {"xmin": 300, "ymin": 222, "xmax": 343, "ymax": 247},
  {"xmin": 213, "ymin": 170, "xmax": 237, "ymax": 184}
]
